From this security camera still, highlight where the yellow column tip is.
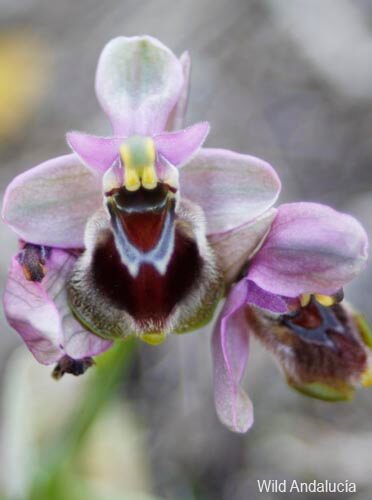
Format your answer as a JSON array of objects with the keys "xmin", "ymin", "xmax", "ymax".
[{"xmin": 120, "ymin": 136, "xmax": 158, "ymax": 191}]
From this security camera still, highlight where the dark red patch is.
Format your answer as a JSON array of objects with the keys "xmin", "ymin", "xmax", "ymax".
[
  {"xmin": 109, "ymin": 185, "xmax": 171, "ymax": 252},
  {"xmin": 91, "ymin": 228, "xmax": 202, "ymax": 326},
  {"xmin": 282, "ymin": 301, "xmax": 367, "ymax": 380},
  {"xmin": 290, "ymin": 300, "xmax": 323, "ymax": 330},
  {"xmin": 290, "ymin": 307, "xmax": 367, "ymax": 382},
  {"xmin": 114, "ymin": 211, "xmax": 167, "ymax": 252},
  {"xmin": 250, "ymin": 301, "xmax": 368, "ymax": 385}
]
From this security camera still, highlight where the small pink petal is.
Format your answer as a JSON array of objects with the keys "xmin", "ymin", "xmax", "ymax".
[
  {"xmin": 154, "ymin": 122, "xmax": 209, "ymax": 167},
  {"xmin": 212, "ymin": 281, "xmax": 254, "ymax": 433},
  {"xmin": 248, "ymin": 202, "xmax": 369, "ymax": 297},
  {"xmin": 67, "ymin": 132, "xmax": 122, "ymax": 174}
]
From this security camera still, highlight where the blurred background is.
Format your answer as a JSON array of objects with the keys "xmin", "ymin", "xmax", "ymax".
[{"xmin": 1, "ymin": 0, "xmax": 372, "ymax": 498}]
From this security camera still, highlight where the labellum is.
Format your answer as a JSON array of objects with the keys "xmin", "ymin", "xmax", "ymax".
[
  {"xmin": 248, "ymin": 295, "xmax": 371, "ymax": 401},
  {"xmin": 67, "ymin": 137, "xmax": 223, "ymax": 345}
]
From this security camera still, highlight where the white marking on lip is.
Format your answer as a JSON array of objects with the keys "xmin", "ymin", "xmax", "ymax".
[{"xmin": 110, "ymin": 205, "xmax": 175, "ymax": 278}]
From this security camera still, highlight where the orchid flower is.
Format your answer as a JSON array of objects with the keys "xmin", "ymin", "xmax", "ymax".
[{"xmin": 2, "ymin": 36, "xmax": 369, "ymax": 434}]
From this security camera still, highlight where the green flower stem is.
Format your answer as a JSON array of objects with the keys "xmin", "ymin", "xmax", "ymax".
[{"xmin": 28, "ymin": 337, "xmax": 137, "ymax": 500}]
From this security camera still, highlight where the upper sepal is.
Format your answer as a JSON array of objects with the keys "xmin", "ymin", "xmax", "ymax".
[
  {"xmin": 95, "ymin": 36, "xmax": 184, "ymax": 136},
  {"xmin": 165, "ymin": 51, "xmax": 191, "ymax": 131}
]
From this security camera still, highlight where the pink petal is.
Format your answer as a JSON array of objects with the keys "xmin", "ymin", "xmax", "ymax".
[
  {"xmin": 3, "ymin": 249, "xmax": 112, "ymax": 365},
  {"xmin": 180, "ymin": 148, "xmax": 281, "ymax": 234},
  {"xmin": 248, "ymin": 202, "xmax": 369, "ymax": 298},
  {"xmin": 95, "ymin": 36, "xmax": 184, "ymax": 136},
  {"xmin": 212, "ymin": 281, "xmax": 253, "ymax": 433},
  {"xmin": 4, "ymin": 256, "xmax": 62, "ymax": 364},
  {"xmin": 165, "ymin": 51, "xmax": 191, "ymax": 131},
  {"xmin": 67, "ymin": 132, "xmax": 122, "ymax": 174},
  {"xmin": 2, "ymin": 154, "xmax": 101, "ymax": 248},
  {"xmin": 154, "ymin": 122, "xmax": 209, "ymax": 167},
  {"xmin": 209, "ymin": 209, "xmax": 277, "ymax": 286}
]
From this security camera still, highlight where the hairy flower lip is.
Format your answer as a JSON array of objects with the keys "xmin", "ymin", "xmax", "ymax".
[
  {"xmin": 247, "ymin": 300, "xmax": 370, "ymax": 402},
  {"xmin": 67, "ymin": 198, "xmax": 223, "ymax": 341}
]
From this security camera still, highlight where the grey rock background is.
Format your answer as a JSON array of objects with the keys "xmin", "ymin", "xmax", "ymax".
[{"xmin": 1, "ymin": 0, "xmax": 372, "ymax": 499}]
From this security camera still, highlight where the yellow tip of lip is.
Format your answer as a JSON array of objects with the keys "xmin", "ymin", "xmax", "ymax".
[{"xmin": 140, "ymin": 332, "xmax": 166, "ymax": 346}]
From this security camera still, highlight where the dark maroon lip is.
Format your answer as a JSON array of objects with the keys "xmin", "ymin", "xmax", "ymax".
[
  {"xmin": 91, "ymin": 229, "xmax": 202, "ymax": 325},
  {"xmin": 97, "ymin": 183, "xmax": 203, "ymax": 325}
]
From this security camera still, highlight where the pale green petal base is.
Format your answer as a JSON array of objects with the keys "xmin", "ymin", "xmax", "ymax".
[{"xmin": 288, "ymin": 379, "xmax": 354, "ymax": 402}]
